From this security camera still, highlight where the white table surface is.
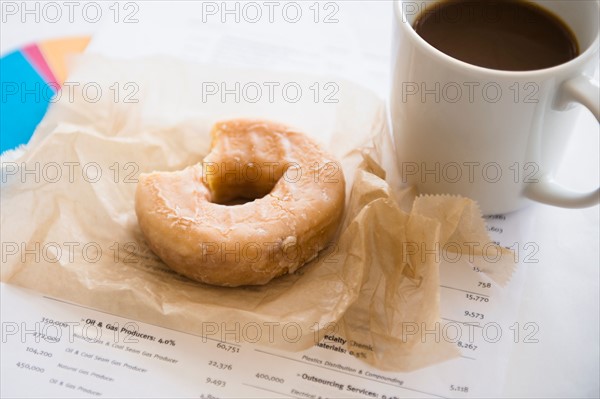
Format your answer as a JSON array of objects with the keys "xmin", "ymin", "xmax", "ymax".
[{"xmin": 1, "ymin": 1, "xmax": 598, "ymax": 397}]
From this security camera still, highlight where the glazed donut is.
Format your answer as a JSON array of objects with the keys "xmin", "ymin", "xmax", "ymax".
[{"xmin": 135, "ymin": 119, "xmax": 345, "ymax": 287}]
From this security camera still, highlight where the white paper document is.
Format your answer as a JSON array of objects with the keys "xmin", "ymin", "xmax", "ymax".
[{"xmin": 0, "ymin": 209, "xmax": 532, "ymax": 398}]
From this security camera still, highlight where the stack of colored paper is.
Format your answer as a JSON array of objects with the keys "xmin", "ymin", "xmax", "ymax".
[{"xmin": 0, "ymin": 36, "xmax": 90, "ymax": 153}]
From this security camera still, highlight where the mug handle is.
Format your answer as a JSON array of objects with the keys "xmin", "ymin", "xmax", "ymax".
[{"xmin": 524, "ymin": 75, "xmax": 599, "ymax": 208}]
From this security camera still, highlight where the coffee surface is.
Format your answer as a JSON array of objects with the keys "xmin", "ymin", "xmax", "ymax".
[{"xmin": 413, "ymin": 0, "xmax": 579, "ymax": 71}]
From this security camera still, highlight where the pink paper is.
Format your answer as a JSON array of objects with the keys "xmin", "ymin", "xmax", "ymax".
[{"xmin": 22, "ymin": 44, "xmax": 59, "ymax": 90}]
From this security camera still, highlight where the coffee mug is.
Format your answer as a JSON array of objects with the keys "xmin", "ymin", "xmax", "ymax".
[{"xmin": 391, "ymin": 0, "xmax": 599, "ymax": 214}]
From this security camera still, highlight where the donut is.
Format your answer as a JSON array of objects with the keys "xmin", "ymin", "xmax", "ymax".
[{"xmin": 135, "ymin": 119, "xmax": 345, "ymax": 287}]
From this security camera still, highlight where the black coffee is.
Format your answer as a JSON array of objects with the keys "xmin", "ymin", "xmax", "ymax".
[{"xmin": 413, "ymin": 0, "xmax": 579, "ymax": 71}]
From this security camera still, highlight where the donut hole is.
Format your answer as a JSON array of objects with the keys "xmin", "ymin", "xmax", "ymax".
[
  {"xmin": 205, "ymin": 161, "xmax": 285, "ymax": 206},
  {"xmin": 220, "ymin": 197, "xmax": 258, "ymax": 206}
]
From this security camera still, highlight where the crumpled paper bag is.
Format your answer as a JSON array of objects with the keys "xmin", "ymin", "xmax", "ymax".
[{"xmin": 0, "ymin": 56, "xmax": 514, "ymax": 371}]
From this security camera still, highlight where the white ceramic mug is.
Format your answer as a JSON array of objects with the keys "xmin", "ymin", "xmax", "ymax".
[{"xmin": 391, "ymin": 0, "xmax": 599, "ymax": 214}]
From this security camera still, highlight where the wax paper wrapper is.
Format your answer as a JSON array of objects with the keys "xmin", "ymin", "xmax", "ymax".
[{"xmin": 0, "ymin": 56, "xmax": 515, "ymax": 371}]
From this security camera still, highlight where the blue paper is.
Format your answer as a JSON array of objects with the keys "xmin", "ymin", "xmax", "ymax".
[{"xmin": 1, "ymin": 50, "xmax": 56, "ymax": 153}]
